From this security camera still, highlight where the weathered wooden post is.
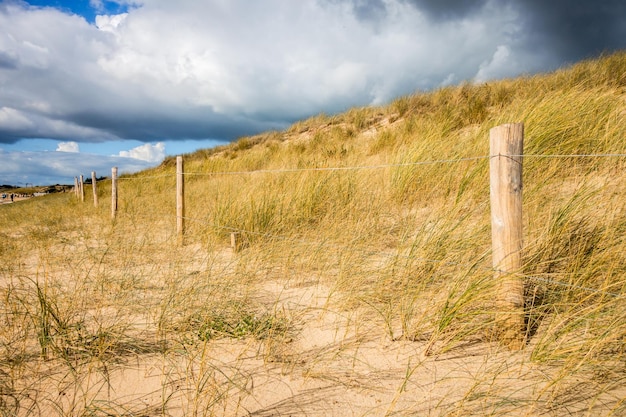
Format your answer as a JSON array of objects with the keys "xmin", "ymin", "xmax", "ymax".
[
  {"xmin": 231, "ymin": 232, "xmax": 240, "ymax": 252},
  {"xmin": 111, "ymin": 167, "xmax": 118, "ymax": 219},
  {"xmin": 91, "ymin": 171, "xmax": 98, "ymax": 208},
  {"xmin": 489, "ymin": 123, "xmax": 525, "ymax": 350},
  {"xmin": 74, "ymin": 177, "xmax": 79, "ymax": 198},
  {"xmin": 79, "ymin": 175, "xmax": 85, "ymax": 202},
  {"xmin": 176, "ymin": 156, "xmax": 185, "ymax": 243}
]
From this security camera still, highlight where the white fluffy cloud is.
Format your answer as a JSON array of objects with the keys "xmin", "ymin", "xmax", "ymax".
[
  {"xmin": 474, "ymin": 45, "xmax": 514, "ymax": 83},
  {"xmin": 56, "ymin": 141, "xmax": 80, "ymax": 152},
  {"xmin": 119, "ymin": 142, "xmax": 165, "ymax": 162},
  {"xmin": 0, "ymin": 0, "xmax": 532, "ymax": 145}
]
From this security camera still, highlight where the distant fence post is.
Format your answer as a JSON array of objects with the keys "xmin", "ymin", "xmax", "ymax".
[
  {"xmin": 489, "ymin": 122, "xmax": 525, "ymax": 350},
  {"xmin": 176, "ymin": 156, "xmax": 185, "ymax": 243},
  {"xmin": 231, "ymin": 232, "xmax": 240, "ymax": 252},
  {"xmin": 91, "ymin": 171, "xmax": 98, "ymax": 208},
  {"xmin": 111, "ymin": 167, "xmax": 118, "ymax": 219},
  {"xmin": 79, "ymin": 175, "xmax": 85, "ymax": 202}
]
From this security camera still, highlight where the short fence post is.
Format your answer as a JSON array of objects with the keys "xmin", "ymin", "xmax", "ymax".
[
  {"xmin": 74, "ymin": 177, "xmax": 79, "ymax": 198},
  {"xmin": 176, "ymin": 156, "xmax": 185, "ymax": 243},
  {"xmin": 111, "ymin": 167, "xmax": 118, "ymax": 219},
  {"xmin": 79, "ymin": 175, "xmax": 85, "ymax": 202},
  {"xmin": 91, "ymin": 171, "xmax": 98, "ymax": 208},
  {"xmin": 231, "ymin": 232, "xmax": 239, "ymax": 252},
  {"xmin": 489, "ymin": 122, "xmax": 525, "ymax": 350}
]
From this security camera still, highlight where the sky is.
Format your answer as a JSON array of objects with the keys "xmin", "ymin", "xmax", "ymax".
[{"xmin": 1, "ymin": 0, "xmax": 625, "ymax": 186}]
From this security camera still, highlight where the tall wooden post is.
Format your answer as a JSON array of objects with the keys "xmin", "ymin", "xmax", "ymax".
[
  {"xmin": 79, "ymin": 175, "xmax": 85, "ymax": 202},
  {"xmin": 111, "ymin": 167, "xmax": 118, "ymax": 219},
  {"xmin": 91, "ymin": 171, "xmax": 98, "ymax": 208},
  {"xmin": 176, "ymin": 156, "xmax": 185, "ymax": 243},
  {"xmin": 490, "ymin": 123, "xmax": 525, "ymax": 350}
]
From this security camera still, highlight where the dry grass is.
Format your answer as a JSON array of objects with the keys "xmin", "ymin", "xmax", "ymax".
[{"xmin": 1, "ymin": 52, "xmax": 625, "ymax": 416}]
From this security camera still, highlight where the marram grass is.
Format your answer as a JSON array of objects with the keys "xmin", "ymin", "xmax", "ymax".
[{"xmin": 1, "ymin": 52, "xmax": 625, "ymax": 416}]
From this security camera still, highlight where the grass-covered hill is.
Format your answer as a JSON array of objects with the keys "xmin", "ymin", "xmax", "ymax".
[{"xmin": 0, "ymin": 52, "xmax": 624, "ymax": 416}]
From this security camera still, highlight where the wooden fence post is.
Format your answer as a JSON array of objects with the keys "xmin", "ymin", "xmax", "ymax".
[
  {"xmin": 489, "ymin": 122, "xmax": 525, "ymax": 350},
  {"xmin": 91, "ymin": 171, "xmax": 98, "ymax": 208},
  {"xmin": 79, "ymin": 175, "xmax": 85, "ymax": 202},
  {"xmin": 176, "ymin": 156, "xmax": 185, "ymax": 243},
  {"xmin": 111, "ymin": 167, "xmax": 118, "ymax": 219},
  {"xmin": 231, "ymin": 232, "xmax": 239, "ymax": 252},
  {"xmin": 74, "ymin": 177, "xmax": 79, "ymax": 198}
]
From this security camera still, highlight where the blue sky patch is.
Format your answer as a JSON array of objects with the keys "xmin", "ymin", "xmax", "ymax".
[{"xmin": 25, "ymin": 0, "xmax": 130, "ymax": 23}]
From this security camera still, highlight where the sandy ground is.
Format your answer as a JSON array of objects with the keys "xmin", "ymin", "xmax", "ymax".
[
  {"xmin": 3, "ymin": 242, "xmax": 624, "ymax": 416},
  {"xmin": 23, "ymin": 283, "xmax": 529, "ymax": 416}
]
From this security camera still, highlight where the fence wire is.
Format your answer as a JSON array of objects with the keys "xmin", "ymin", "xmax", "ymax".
[
  {"xmin": 179, "ymin": 214, "xmax": 625, "ymax": 300},
  {"xmin": 71, "ymin": 151, "xmax": 626, "ymax": 300},
  {"xmin": 118, "ymin": 174, "xmax": 172, "ymax": 181},
  {"xmin": 180, "ymin": 152, "xmax": 626, "ymax": 177},
  {"xmin": 182, "ymin": 156, "xmax": 489, "ymax": 176},
  {"xmin": 72, "ymin": 152, "xmax": 626, "ymax": 182}
]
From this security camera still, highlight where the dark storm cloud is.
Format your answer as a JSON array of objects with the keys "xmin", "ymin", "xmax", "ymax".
[
  {"xmin": 516, "ymin": 0, "xmax": 626, "ymax": 63},
  {"xmin": 402, "ymin": 0, "xmax": 488, "ymax": 21},
  {"xmin": 402, "ymin": 0, "xmax": 626, "ymax": 64},
  {"xmin": 65, "ymin": 110, "xmax": 287, "ymax": 142}
]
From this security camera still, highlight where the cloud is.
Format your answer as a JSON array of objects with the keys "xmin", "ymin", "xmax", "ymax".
[
  {"xmin": 0, "ymin": 0, "xmax": 624, "ymax": 149},
  {"xmin": 0, "ymin": 50, "xmax": 18, "ymax": 69},
  {"xmin": 56, "ymin": 141, "xmax": 80, "ymax": 152},
  {"xmin": 0, "ymin": 107, "xmax": 34, "ymax": 131},
  {"xmin": 403, "ymin": 0, "xmax": 489, "ymax": 21},
  {"xmin": 474, "ymin": 45, "xmax": 516, "ymax": 83},
  {"xmin": 0, "ymin": 148, "xmax": 155, "ymax": 186},
  {"xmin": 95, "ymin": 12, "xmax": 128, "ymax": 33},
  {"xmin": 0, "ymin": 0, "xmax": 518, "ymax": 144},
  {"xmin": 515, "ymin": 0, "xmax": 626, "ymax": 62},
  {"xmin": 119, "ymin": 142, "xmax": 165, "ymax": 162}
]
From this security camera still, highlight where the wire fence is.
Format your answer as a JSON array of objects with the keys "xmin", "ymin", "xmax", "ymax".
[
  {"xmin": 165, "ymin": 153, "xmax": 626, "ymax": 177},
  {"xmin": 74, "ymin": 149, "xmax": 626, "ymax": 300},
  {"xmin": 92, "ymin": 153, "xmax": 626, "ymax": 180},
  {"xmin": 181, "ymin": 214, "xmax": 626, "ymax": 300}
]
